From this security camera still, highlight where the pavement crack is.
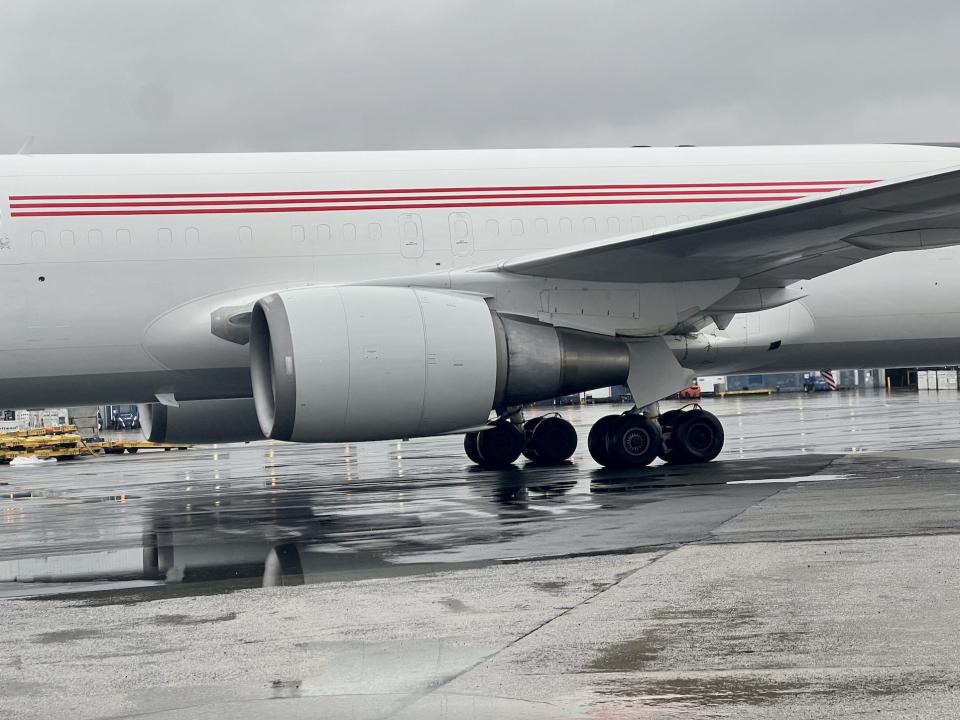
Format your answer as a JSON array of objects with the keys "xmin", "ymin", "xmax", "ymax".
[
  {"xmin": 696, "ymin": 470, "xmax": 828, "ymax": 543},
  {"xmin": 383, "ymin": 548, "xmax": 677, "ymax": 718},
  {"xmin": 379, "ymin": 476, "xmax": 828, "ymax": 717}
]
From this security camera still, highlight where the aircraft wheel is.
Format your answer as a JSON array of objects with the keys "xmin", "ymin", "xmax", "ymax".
[
  {"xmin": 657, "ymin": 409, "xmax": 684, "ymax": 463},
  {"xmin": 472, "ymin": 421, "xmax": 524, "ymax": 468},
  {"xmin": 588, "ymin": 415, "xmax": 621, "ymax": 466},
  {"xmin": 606, "ymin": 414, "xmax": 662, "ymax": 468},
  {"xmin": 464, "ymin": 431, "xmax": 483, "ymax": 464},
  {"xmin": 670, "ymin": 409, "xmax": 724, "ymax": 464},
  {"xmin": 522, "ymin": 415, "xmax": 577, "ymax": 464}
]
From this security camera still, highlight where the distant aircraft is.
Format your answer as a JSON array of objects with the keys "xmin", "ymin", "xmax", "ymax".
[{"xmin": 3, "ymin": 144, "xmax": 960, "ymax": 468}]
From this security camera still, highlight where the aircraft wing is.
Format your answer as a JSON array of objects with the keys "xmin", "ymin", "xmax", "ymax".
[{"xmin": 496, "ymin": 165, "xmax": 960, "ymax": 287}]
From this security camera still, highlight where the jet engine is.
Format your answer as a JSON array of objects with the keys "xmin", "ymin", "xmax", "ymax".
[
  {"xmin": 249, "ymin": 286, "xmax": 629, "ymax": 442},
  {"xmin": 138, "ymin": 398, "xmax": 265, "ymax": 444}
]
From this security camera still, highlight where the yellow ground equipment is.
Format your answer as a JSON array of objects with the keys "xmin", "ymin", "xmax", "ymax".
[
  {"xmin": 716, "ymin": 389, "xmax": 775, "ymax": 398},
  {"xmin": 0, "ymin": 425, "xmax": 190, "ymax": 463}
]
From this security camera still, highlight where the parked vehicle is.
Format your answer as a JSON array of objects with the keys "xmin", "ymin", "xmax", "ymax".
[
  {"xmin": 802, "ymin": 376, "xmax": 832, "ymax": 392},
  {"xmin": 112, "ymin": 406, "xmax": 140, "ymax": 430}
]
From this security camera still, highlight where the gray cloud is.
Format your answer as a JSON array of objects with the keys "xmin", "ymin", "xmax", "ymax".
[{"xmin": 2, "ymin": 1, "xmax": 959, "ymax": 153}]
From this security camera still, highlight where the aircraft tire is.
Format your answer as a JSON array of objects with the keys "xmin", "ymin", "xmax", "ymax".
[
  {"xmin": 606, "ymin": 414, "xmax": 662, "ymax": 468},
  {"xmin": 670, "ymin": 409, "xmax": 724, "ymax": 464},
  {"xmin": 464, "ymin": 431, "xmax": 483, "ymax": 464},
  {"xmin": 657, "ymin": 409, "xmax": 684, "ymax": 463},
  {"xmin": 522, "ymin": 415, "xmax": 577, "ymax": 464},
  {"xmin": 474, "ymin": 421, "xmax": 524, "ymax": 468},
  {"xmin": 588, "ymin": 414, "xmax": 622, "ymax": 467}
]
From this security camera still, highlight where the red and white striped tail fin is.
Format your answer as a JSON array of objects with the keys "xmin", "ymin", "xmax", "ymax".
[{"xmin": 820, "ymin": 370, "xmax": 838, "ymax": 391}]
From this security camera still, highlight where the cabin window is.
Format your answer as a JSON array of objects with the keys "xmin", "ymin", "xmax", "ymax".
[
  {"xmin": 559, "ymin": 217, "xmax": 573, "ymax": 234},
  {"xmin": 117, "ymin": 229, "xmax": 132, "ymax": 247},
  {"xmin": 677, "ymin": 214, "xmax": 690, "ymax": 224},
  {"xmin": 485, "ymin": 219, "xmax": 500, "ymax": 237},
  {"xmin": 291, "ymin": 225, "xmax": 306, "ymax": 243},
  {"xmin": 535, "ymin": 218, "xmax": 548, "ymax": 236},
  {"xmin": 185, "ymin": 227, "xmax": 200, "ymax": 246},
  {"xmin": 317, "ymin": 224, "xmax": 331, "ymax": 242},
  {"xmin": 510, "ymin": 219, "xmax": 524, "ymax": 236},
  {"xmin": 60, "ymin": 229, "xmax": 75, "ymax": 247},
  {"xmin": 607, "ymin": 217, "xmax": 621, "ymax": 234},
  {"xmin": 368, "ymin": 223, "xmax": 382, "ymax": 241},
  {"xmin": 87, "ymin": 229, "xmax": 103, "ymax": 249},
  {"xmin": 30, "ymin": 230, "xmax": 45, "ymax": 249},
  {"xmin": 158, "ymin": 228, "xmax": 173, "ymax": 247},
  {"xmin": 342, "ymin": 223, "xmax": 357, "ymax": 243},
  {"xmin": 631, "ymin": 216, "xmax": 644, "ymax": 231},
  {"xmin": 583, "ymin": 217, "xmax": 597, "ymax": 234}
]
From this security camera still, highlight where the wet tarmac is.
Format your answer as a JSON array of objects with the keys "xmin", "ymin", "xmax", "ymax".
[{"xmin": 3, "ymin": 389, "xmax": 960, "ymax": 718}]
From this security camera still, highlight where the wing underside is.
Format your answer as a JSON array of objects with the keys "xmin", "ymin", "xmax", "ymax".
[{"xmin": 495, "ymin": 165, "xmax": 960, "ymax": 287}]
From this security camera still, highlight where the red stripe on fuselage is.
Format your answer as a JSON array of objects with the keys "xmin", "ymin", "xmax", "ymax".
[
  {"xmin": 10, "ymin": 188, "xmax": 842, "ymax": 209},
  {"xmin": 8, "ymin": 180, "xmax": 876, "ymax": 202},
  {"xmin": 10, "ymin": 196, "xmax": 807, "ymax": 217}
]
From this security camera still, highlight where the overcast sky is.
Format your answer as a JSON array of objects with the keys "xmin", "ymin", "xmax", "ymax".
[{"xmin": 3, "ymin": 1, "xmax": 960, "ymax": 153}]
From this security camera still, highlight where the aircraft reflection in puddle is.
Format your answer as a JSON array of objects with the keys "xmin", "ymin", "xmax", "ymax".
[
  {"xmin": 147, "ymin": 455, "xmax": 838, "ymax": 589},
  {"xmin": 150, "ymin": 471, "xmax": 587, "ymax": 589},
  {"xmin": 3, "ymin": 453, "xmax": 840, "ymax": 596}
]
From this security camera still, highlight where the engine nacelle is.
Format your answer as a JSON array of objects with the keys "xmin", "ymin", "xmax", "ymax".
[
  {"xmin": 250, "ymin": 286, "xmax": 629, "ymax": 442},
  {"xmin": 138, "ymin": 398, "xmax": 265, "ymax": 444}
]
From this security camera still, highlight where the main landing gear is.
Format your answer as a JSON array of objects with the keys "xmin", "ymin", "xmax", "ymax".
[
  {"xmin": 588, "ymin": 406, "xmax": 724, "ymax": 469},
  {"xmin": 463, "ymin": 406, "xmax": 724, "ymax": 470},
  {"xmin": 464, "ymin": 413, "xmax": 578, "ymax": 469}
]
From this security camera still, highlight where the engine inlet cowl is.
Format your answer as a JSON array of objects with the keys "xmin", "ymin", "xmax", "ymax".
[{"xmin": 250, "ymin": 286, "xmax": 500, "ymax": 442}]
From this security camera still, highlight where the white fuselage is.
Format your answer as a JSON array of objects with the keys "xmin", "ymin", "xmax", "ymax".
[{"xmin": 2, "ymin": 144, "xmax": 960, "ymax": 407}]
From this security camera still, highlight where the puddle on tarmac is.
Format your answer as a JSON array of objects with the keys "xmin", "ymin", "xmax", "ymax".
[
  {"xmin": 594, "ymin": 675, "xmax": 826, "ymax": 705},
  {"xmin": 438, "ymin": 597, "xmax": 472, "ymax": 612},
  {"xmin": 532, "ymin": 580, "xmax": 570, "ymax": 592},
  {"xmin": 590, "ymin": 671, "xmax": 947, "ymax": 707},
  {"xmin": 32, "ymin": 628, "xmax": 101, "ymax": 644},
  {"xmin": 728, "ymin": 473, "xmax": 846, "ymax": 485},
  {"xmin": 270, "ymin": 678, "xmax": 303, "ymax": 699},
  {"xmin": 152, "ymin": 612, "xmax": 238, "ymax": 625},
  {"xmin": 584, "ymin": 631, "xmax": 665, "ymax": 672},
  {"xmin": 650, "ymin": 608, "xmax": 755, "ymax": 622}
]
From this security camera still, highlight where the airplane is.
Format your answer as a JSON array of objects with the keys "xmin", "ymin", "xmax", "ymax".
[{"xmin": 3, "ymin": 143, "xmax": 960, "ymax": 470}]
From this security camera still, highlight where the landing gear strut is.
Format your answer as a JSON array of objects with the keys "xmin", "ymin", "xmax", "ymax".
[
  {"xmin": 587, "ymin": 406, "xmax": 724, "ymax": 468},
  {"xmin": 465, "ymin": 413, "xmax": 577, "ymax": 469}
]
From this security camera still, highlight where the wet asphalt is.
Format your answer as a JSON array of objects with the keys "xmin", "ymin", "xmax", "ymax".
[{"xmin": 3, "ymin": 389, "xmax": 960, "ymax": 718}]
